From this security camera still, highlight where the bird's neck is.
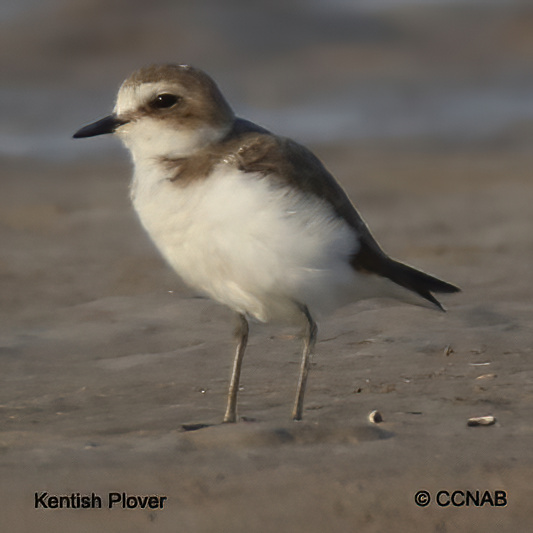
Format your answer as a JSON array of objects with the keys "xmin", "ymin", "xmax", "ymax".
[{"xmin": 118, "ymin": 118, "xmax": 232, "ymax": 164}]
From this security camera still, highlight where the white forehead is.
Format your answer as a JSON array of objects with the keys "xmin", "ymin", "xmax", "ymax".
[{"xmin": 114, "ymin": 81, "xmax": 184, "ymax": 115}]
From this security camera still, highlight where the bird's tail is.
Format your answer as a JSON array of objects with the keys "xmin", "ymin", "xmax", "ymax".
[{"xmin": 382, "ymin": 259, "xmax": 461, "ymax": 311}]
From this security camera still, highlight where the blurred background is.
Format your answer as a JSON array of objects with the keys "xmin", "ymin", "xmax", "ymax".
[{"xmin": 1, "ymin": 0, "xmax": 533, "ymax": 160}]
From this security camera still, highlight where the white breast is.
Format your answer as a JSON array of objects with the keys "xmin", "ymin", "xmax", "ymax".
[{"xmin": 131, "ymin": 160, "xmax": 361, "ymax": 322}]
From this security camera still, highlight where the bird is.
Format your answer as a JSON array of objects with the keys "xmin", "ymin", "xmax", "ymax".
[{"xmin": 73, "ymin": 64, "xmax": 460, "ymax": 423}]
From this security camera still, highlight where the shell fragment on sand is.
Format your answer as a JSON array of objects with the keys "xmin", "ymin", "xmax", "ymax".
[{"xmin": 467, "ymin": 416, "xmax": 496, "ymax": 427}]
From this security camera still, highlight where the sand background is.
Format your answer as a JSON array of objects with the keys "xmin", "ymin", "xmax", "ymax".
[{"xmin": 1, "ymin": 1, "xmax": 533, "ymax": 531}]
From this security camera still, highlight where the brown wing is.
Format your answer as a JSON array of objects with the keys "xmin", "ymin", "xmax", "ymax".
[
  {"xmin": 233, "ymin": 125, "xmax": 381, "ymax": 248},
  {"xmin": 233, "ymin": 122, "xmax": 460, "ymax": 309}
]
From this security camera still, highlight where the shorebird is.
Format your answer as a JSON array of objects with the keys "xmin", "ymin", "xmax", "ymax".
[{"xmin": 74, "ymin": 64, "xmax": 460, "ymax": 422}]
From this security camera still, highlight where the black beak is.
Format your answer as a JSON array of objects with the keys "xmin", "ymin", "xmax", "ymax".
[{"xmin": 73, "ymin": 114, "xmax": 125, "ymax": 139}]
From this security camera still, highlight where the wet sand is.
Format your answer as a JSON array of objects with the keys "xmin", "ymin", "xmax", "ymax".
[{"xmin": 2, "ymin": 142, "xmax": 532, "ymax": 532}]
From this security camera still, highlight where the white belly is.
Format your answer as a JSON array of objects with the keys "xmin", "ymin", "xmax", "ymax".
[{"xmin": 131, "ymin": 161, "xmax": 360, "ymax": 322}]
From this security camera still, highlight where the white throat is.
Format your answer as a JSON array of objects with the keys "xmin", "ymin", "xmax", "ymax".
[{"xmin": 116, "ymin": 118, "xmax": 228, "ymax": 162}]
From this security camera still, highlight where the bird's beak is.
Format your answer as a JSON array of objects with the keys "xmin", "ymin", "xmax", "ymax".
[{"xmin": 73, "ymin": 114, "xmax": 126, "ymax": 138}]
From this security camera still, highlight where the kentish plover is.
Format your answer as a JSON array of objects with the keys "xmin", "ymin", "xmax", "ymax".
[{"xmin": 74, "ymin": 64, "xmax": 460, "ymax": 422}]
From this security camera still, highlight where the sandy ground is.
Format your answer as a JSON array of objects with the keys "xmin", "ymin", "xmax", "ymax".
[{"xmin": 1, "ymin": 140, "xmax": 532, "ymax": 532}]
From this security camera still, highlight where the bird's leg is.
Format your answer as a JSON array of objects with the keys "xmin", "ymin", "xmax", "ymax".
[
  {"xmin": 223, "ymin": 313, "xmax": 249, "ymax": 423},
  {"xmin": 292, "ymin": 305, "xmax": 317, "ymax": 421}
]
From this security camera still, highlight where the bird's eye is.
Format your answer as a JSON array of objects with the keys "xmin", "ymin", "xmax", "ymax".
[{"xmin": 150, "ymin": 94, "xmax": 179, "ymax": 109}]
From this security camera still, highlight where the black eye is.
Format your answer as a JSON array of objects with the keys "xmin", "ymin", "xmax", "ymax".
[{"xmin": 150, "ymin": 94, "xmax": 179, "ymax": 109}]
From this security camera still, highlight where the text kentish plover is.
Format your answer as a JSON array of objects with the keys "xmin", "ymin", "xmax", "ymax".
[{"xmin": 74, "ymin": 64, "xmax": 460, "ymax": 422}]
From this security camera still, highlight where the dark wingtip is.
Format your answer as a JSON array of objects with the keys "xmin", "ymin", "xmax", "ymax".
[
  {"xmin": 400, "ymin": 267, "xmax": 460, "ymax": 311},
  {"xmin": 431, "ymin": 282, "xmax": 461, "ymax": 312},
  {"xmin": 432, "ymin": 281, "xmax": 461, "ymax": 294},
  {"xmin": 421, "ymin": 290, "xmax": 447, "ymax": 312},
  {"xmin": 352, "ymin": 249, "xmax": 461, "ymax": 312}
]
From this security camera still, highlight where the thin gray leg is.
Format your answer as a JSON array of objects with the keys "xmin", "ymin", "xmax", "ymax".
[
  {"xmin": 292, "ymin": 305, "xmax": 317, "ymax": 421},
  {"xmin": 223, "ymin": 313, "xmax": 249, "ymax": 423}
]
